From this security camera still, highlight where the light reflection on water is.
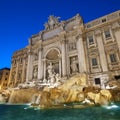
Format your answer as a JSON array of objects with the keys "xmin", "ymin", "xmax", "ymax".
[{"xmin": 0, "ymin": 102, "xmax": 120, "ymax": 120}]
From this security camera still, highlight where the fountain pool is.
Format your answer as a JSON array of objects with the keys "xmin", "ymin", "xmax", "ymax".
[{"xmin": 0, "ymin": 102, "xmax": 120, "ymax": 120}]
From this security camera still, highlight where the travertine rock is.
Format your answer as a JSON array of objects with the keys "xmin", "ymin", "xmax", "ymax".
[{"xmin": 8, "ymin": 88, "xmax": 40, "ymax": 103}]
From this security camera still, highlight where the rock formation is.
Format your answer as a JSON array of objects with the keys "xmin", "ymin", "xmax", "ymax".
[
  {"xmin": 36, "ymin": 73, "xmax": 113, "ymax": 108},
  {"xmin": 8, "ymin": 88, "xmax": 41, "ymax": 104},
  {"xmin": 1, "ymin": 73, "xmax": 120, "ymax": 109}
]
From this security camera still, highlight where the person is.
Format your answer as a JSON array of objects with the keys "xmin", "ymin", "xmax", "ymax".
[{"xmin": 71, "ymin": 57, "xmax": 78, "ymax": 74}]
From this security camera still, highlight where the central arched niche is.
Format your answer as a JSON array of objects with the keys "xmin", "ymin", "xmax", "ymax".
[
  {"xmin": 45, "ymin": 48, "xmax": 60, "ymax": 77},
  {"xmin": 46, "ymin": 49, "xmax": 59, "ymax": 60}
]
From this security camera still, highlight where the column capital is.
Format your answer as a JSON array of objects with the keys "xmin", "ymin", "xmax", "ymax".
[
  {"xmin": 38, "ymin": 46, "xmax": 43, "ymax": 52},
  {"xmin": 23, "ymin": 53, "xmax": 27, "ymax": 59},
  {"xmin": 95, "ymin": 29, "xmax": 102, "ymax": 37},
  {"xmin": 60, "ymin": 38, "xmax": 67, "ymax": 44},
  {"xmin": 76, "ymin": 34, "xmax": 82, "ymax": 40},
  {"xmin": 58, "ymin": 54, "xmax": 62, "ymax": 59},
  {"xmin": 28, "ymin": 49, "xmax": 33, "ymax": 55}
]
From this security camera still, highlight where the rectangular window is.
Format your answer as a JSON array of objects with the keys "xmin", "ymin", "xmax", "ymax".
[
  {"xmin": 95, "ymin": 78, "xmax": 101, "ymax": 85},
  {"xmin": 104, "ymin": 30, "xmax": 111, "ymax": 39},
  {"xmin": 92, "ymin": 58, "xmax": 98, "ymax": 66},
  {"xmin": 88, "ymin": 36, "xmax": 94, "ymax": 45},
  {"xmin": 110, "ymin": 54, "xmax": 117, "ymax": 63},
  {"xmin": 114, "ymin": 75, "xmax": 120, "ymax": 80},
  {"xmin": 87, "ymin": 24, "xmax": 91, "ymax": 28},
  {"xmin": 102, "ymin": 18, "xmax": 106, "ymax": 23}
]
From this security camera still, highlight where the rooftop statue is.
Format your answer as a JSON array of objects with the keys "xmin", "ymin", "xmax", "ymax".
[{"xmin": 44, "ymin": 15, "xmax": 60, "ymax": 30}]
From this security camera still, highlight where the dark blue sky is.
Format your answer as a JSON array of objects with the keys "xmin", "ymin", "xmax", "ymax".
[{"xmin": 0, "ymin": 0, "xmax": 120, "ymax": 68}]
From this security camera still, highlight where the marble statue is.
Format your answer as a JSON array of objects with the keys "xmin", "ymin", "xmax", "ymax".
[
  {"xmin": 33, "ymin": 67, "xmax": 38, "ymax": 79},
  {"xmin": 71, "ymin": 57, "xmax": 78, "ymax": 74},
  {"xmin": 47, "ymin": 62, "xmax": 55, "ymax": 77},
  {"xmin": 47, "ymin": 62, "xmax": 61, "ymax": 84},
  {"xmin": 44, "ymin": 15, "xmax": 60, "ymax": 30}
]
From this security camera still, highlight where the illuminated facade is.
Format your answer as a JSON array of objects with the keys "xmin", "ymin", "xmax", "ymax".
[
  {"xmin": 9, "ymin": 10, "xmax": 120, "ymax": 88},
  {"xmin": 0, "ymin": 68, "xmax": 10, "ymax": 89}
]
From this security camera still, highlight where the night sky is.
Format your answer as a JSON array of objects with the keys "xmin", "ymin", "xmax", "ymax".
[{"xmin": 0, "ymin": 0, "xmax": 120, "ymax": 68}]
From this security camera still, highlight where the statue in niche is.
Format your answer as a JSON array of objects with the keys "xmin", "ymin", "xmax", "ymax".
[
  {"xmin": 44, "ymin": 15, "xmax": 60, "ymax": 30},
  {"xmin": 46, "ymin": 62, "xmax": 61, "ymax": 84},
  {"xmin": 47, "ymin": 62, "xmax": 55, "ymax": 77},
  {"xmin": 70, "ymin": 57, "xmax": 78, "ymax": 74},
  {"xmin": 17, "ymin": 71, "xmax": 22, "ymax": 81},
  {"xmin": 47, "ymin": 62, "xmax": 56, "ymax": 83},
  {"xmin": 33, "ymin": 67, "xmax": 38, "ymax": 79}
]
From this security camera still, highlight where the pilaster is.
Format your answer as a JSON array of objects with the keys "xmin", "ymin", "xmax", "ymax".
[
  {"xmin": 60, "ymin": 37, "xmax": 67, "ymax": 77},
  {"xmin": 26, "ymin": 49, "xmax": 33, "ymax": 81},
  {"xmin": 38, "ymin": 47, "xmax": 43, "ymax": 80},
  {"xmin": 15, "ymin": 61, "xmax": 19, "ymax": 85},
  {"xmin": 112, "ymin": 22, "xmax": 120, "ymax": 52},
  {"xmin": 76, "ymin": 34, "xmax": 87, "ymax": 73},
  {"xmin": 21, "ymin": 58, "xmax": 26, "ymax": 83},
  {"xmin": 43, "ymin": 59, "xmax": 47, "ymax": 80},
  {"xmin": 8, "ymin": 65, "xmax": 13, "ymax": 86},
  {"xmin": 58, "ymin": 54, "xmax": 62, "ymax": 77},
  {"xmin": 95, "ymin": 29, "xmax": 108, "ymax": 72}
]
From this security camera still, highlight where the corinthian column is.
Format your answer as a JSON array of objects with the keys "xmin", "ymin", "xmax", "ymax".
[
  {"xmin": 58, "ymin": 54, "xmax": 62, "ymax": 77},
  {"xmin": 38, "ymin": 47, "xmax": 43, "ymax": 80},
  {"xmin": 26, "ymin": 49, "xmax": 33, "ymax": 82},
  {"xmin": 15, "ymin": 61, "xmax": 19, "ymax": 84},
  {"xmin": 61, "ymin": 39, "xmax": 67, "ymax": 77},
  {"xmin": 95, "ymin": 29, "xmax": 108, "ymax": 72},
  {"xmin": 112, "ymin": 22, "xmax": 120, "ymax": 52},
  {"xmin": 76, "ymin": 34, "xmax": 87, "ymax": 73},
  {"xmin": 21, "ymin": 58, "xmax": 26, "ymax": 83},
  {"xmin": 43, "ymin": 59, "xmax": 47, "ymax": 80},
  {"xmin": 8, "ymin": 64, "xmax": 13, "ymax": 86}
]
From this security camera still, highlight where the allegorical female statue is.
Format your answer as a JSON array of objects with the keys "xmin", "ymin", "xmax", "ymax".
[{"xmin": 70, "ymin": 57, "xmax": 78, "ymax": 74}]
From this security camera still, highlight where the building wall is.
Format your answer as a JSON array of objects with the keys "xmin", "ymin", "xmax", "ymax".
[
  {"xmin": 9, "ymin": 10, "xmax": 120, "ymax": 88},
  {"xmin": 0, "ymin": 68, "xmax": 10, "ymax": 89},
  {"xmin": 8, "ymin": 48, "xmax": 28, "ymax": 87}
]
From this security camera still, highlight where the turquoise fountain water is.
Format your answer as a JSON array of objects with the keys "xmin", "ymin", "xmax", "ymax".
[{"xmin": 0, "ymin": 102, "xmax": 120, "ymax": 120}]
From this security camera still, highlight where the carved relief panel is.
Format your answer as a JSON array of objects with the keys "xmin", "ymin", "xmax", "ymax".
[{"xmin": 68, "ymin": 42, "xmax": 77, "ymax": 51}]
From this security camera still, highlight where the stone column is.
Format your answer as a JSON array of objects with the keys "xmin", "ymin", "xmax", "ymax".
[
  {"xmin": 95, "ymin": 29, "xmax": 108, "ymax": 72},
  {"xmin": 61, "ymin": 40, "xmax": 67, "ymax": 77},
  {"xmin": 21, "ymin": 59, "xmax": 26, "ymax": 83},
  {"xmin": 38, "ymin": 47, "xmax": 43, "ymax": 80},
  {"xmin": 112, "ymin": 22, "xmax": 120, "ymax": 52},
  {"xmin": 76, "ymin": 35, "xmax": 87, "ymax": 73},
  {"xmin": 26, "ymin": 50, "xmax": 33, "ymax": 81},
  {"xmin": 8, "ymin": 65, "xmax": 13, "ymax": 86},
  {"xmin": 59, "ymin": 54, "xmax": 62, "ymax": 77},
  {"xmin": 15, "ymin": 61, "xmax": 19, "ymax": 85},
  {"xmin": 43, "ymin": 59, "xmax": 47, "ymax": 80}
]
